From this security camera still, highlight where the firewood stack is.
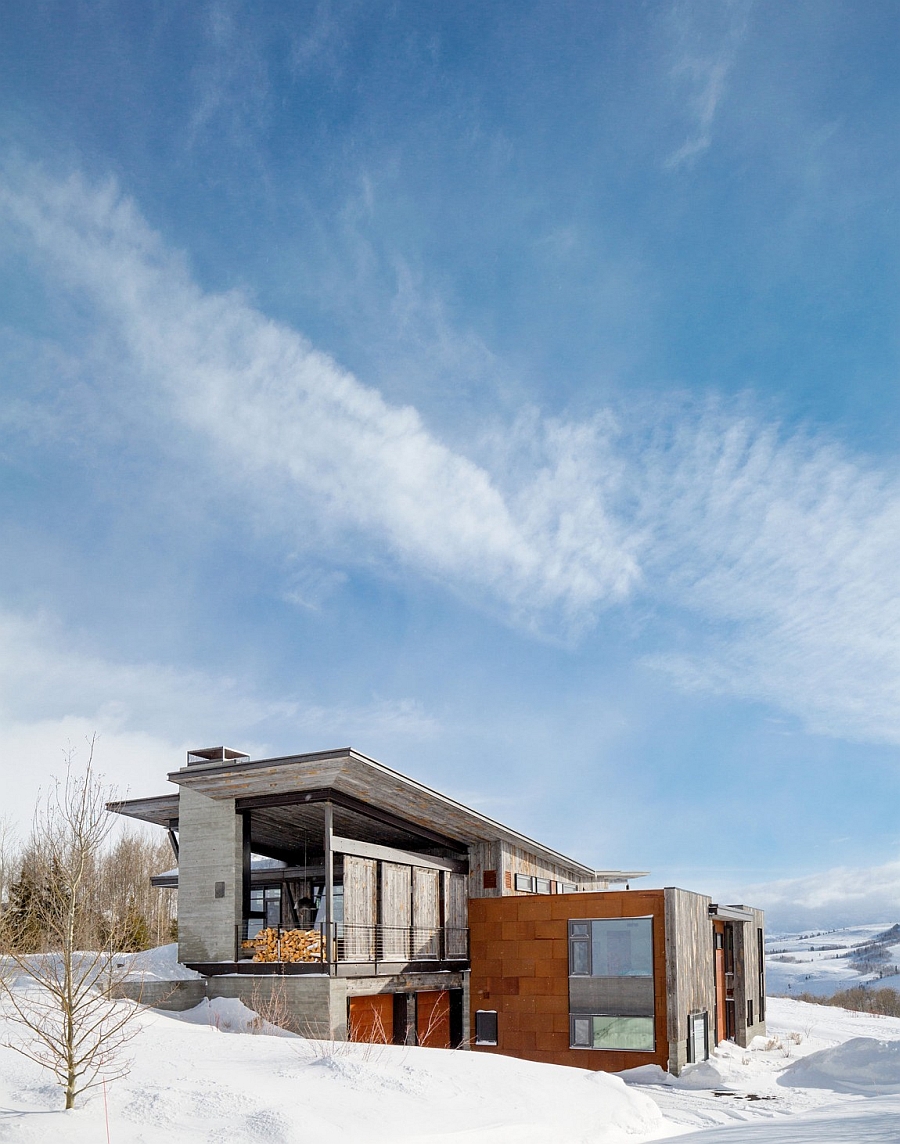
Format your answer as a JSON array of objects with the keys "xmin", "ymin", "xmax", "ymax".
[{"xmin": 250, "ymin": 927, "xmax": 324, "ymax": 963}]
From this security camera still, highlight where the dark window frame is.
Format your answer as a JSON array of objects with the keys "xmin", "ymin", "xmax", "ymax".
[{"xmin": 474, "ymin": 1009, "xmax": 498, "ymax": 1046}]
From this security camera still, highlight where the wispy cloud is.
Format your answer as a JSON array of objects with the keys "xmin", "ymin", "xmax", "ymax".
[
  {"xmin": 664, "ymin": 2, "xmax": 749, "ymax": 169},
  {"xmin": 640, "ymin": 403, "xmax": 900, "ymax": 745},
  {"xmin": 0, "ymin": 166, "xmax": 641, "ymax": 631},
  {"xmin": 4, "ymin": 166, "xmax": 900, "ymax": 751}
]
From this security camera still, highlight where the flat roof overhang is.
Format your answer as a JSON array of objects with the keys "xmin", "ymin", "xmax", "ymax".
[
  {"xmin": 112, "ymin": 747, "xmax": 599, "ymax": 877},
  {"xmin": 167, "ymin": 747, "xmax": 598, "ymax": 876}
]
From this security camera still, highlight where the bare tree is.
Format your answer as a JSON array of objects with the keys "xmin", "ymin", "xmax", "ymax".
[
  {"xmin": 0, "ymin": 739, "xmax": 143, "ymax": 1109},
  {"xmin": 0, "ymin": 815, "xmax": 18, "ymax": 932},
  {"xmin": 99, "ymin": 828, "xmax": 175, "ymax": 950}
]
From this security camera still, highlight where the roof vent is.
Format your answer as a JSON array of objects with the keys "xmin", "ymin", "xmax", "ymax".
[{"xmin": 186, "ymin": 746, "xmax": 250, "ymax": 767}]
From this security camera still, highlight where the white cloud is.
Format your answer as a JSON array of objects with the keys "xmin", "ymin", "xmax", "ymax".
[
  {"xmin": 663, "ymin": 3, "xmax": 748, "ymax": 170},
  {"xmin": 731, "ymin": 860, "xmax": 900, "ymax": 931},
  {"xmin": 639, "ymin": 403, "xmax": 900, "ymax": 744},
  {"xmin": 0, "ymin": 165, "xmax": 641, "ymax": 630},
  {"xmin": 4, "ymin": 166, "xmax": 900, "ymax": 752},
  {"xmin": 0, "ymin": 607, "xmax": 439, "ymax": 832}
]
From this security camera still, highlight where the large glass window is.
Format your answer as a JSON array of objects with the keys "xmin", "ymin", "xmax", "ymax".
[
  {"xmin": 568, "ymin": 917, "xmax": 655, "ymax": 1052},
  {"xmin": 569, "ymin": 918, "xmax": 653, "ymax": 977}
]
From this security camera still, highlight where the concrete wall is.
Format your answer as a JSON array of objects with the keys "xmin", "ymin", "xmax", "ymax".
[
  {"xmin": 119, "ymin": 971, "xmax": 469, "ymax": 1044},
  {"xmin": 115, "ymin": 979, "xmax": 208, "ymax": 1011},
  {"xmin": 177, "ymin": 786, "xmax": 243, "ymax": 963}
]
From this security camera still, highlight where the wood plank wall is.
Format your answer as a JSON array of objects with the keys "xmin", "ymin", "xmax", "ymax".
[
  {"xmin": 663, "ymin": 888, "xmax": 715, "ymax": 1070},
  {"xmin": 413, "ymin": 867, "xmax": 441, "ymax": 957},
  {"xmin": 732, "ymin": 907, "xmax": 766, "ymax": 1046}
]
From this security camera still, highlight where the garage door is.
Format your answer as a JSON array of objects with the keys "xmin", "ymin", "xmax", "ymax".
[
  {"xmin": 348, "ymin": 994, "xmax": 394, "ymax": 1044},
  {"xmin": 416, "ymin": 990, "xmax": 451, "ymax": 1048}
]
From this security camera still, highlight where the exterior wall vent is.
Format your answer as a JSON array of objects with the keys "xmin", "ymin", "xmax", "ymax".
[{"xmin": 186, "ymin": 746, "xmax": 250, "ymax": 767}]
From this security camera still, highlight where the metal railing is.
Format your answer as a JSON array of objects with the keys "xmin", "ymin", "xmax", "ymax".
[
  {"xmin": 337, "ymin": 924, "xmax": 469, "ymax": 963},
  {"xmin": 236, "ymin": 921, "xmax": 468, "ymax": 964}
]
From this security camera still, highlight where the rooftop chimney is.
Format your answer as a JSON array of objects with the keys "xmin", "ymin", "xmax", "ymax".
[{"xmin": 186, "ymin": 746, "xmax": 250, "ymax": 767}]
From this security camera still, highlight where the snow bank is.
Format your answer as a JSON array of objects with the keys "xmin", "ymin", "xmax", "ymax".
[
  {"xmin": 0, "ymin": 1001, "xmax": 672, "ymax": 1143},
  {"xmin": 780, "ymin": 1036, "xmax": 900, "ymax": 1095},
  {"xmin": 120, "ymin": 942, "xmax": 202, "ymax": 981}
]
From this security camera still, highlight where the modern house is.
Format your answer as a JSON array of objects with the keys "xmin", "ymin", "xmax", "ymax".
[{"xmin": 112, "ymin": 745, "xmax": 764, "ymax": 1071}]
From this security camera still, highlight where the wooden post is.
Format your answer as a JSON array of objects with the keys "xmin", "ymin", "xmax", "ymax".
[{"xmin": 324, "ymin": 801, "xmax": 334, "ymax": 970}]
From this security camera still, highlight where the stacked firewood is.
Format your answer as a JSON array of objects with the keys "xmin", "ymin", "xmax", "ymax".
[{"xmin": 250, "ymin": 927, "xmax": 324, "ymax": 963}]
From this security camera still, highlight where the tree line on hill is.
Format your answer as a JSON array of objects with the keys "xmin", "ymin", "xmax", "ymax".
[{"xmin": 792, "ymin": 986, "xmax": 900, "ymax": 1018}]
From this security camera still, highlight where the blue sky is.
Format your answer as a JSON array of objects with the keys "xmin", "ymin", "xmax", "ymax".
[{"xmin": 3, "ymin": 1, "xmax": 900, "ymax": 926}]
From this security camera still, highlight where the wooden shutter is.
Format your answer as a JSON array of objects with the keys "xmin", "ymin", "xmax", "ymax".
[
  {"xmin": 413, "ymin": 867, "xmax": 440, "ymax": 958},
  {"xmin": 343, "ymin": 855, "xmax": 376, "ymax": 960},
  {"xmin": 381, "ymin": 862, "xmax": 411, "ymax": 960},
  {"xmin": 444, "ymin": 872, "xmax": 468, "ymax": 958}
]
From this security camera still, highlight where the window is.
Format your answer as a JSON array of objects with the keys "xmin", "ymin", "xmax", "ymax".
[
  {"xmin": 747, "ymin": 999, "xmax": 754, "ymax": 1027},
  {"xmin": 514, "ymin": 874, "xmax": 553, "ymax": 894},
  {"xmin": 247, "ymin": 885, "xmax": 282, "ymax": 936},
  {"xmin": 569, "ymin": 918, "xmax": 654, "ymax": 977},
  {"xmin": 558, "ymin": 882, "xmax": 578, "ymax": 894},
  {"xmin": 568, "ymin": 918, "xmax": 655, "ymax": 1052},
  {"xmin": 475, "ymin": 1010, "xmax": 498, "ymax": 1045},
  {"xmin": 688, "ymin": 1012, "xmax": 709, "ymax": 1063},
  {"xmin": 757, "ymin": 928, "xmax": 766, "ymax": 1022}
]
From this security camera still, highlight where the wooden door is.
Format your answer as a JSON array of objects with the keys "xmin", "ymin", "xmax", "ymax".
[
  {"xmin": 714, "ymin": 922, "xmax": 726, "ymax": 1044},
  {"xmin": 348, "ymin": 994, "xmax": 393, "ymax": 1044},
  {"xmin": 381, "ymin": 862, "xmax": 412, "ymax": 960},
  {"xmin": 343, "ymin": 856, "xmax": 376, "ymax": 960},
  {"xmin": 413, "ymin": 867, "xmax": 440, "ymax": 958},
  {"xmin": 416, "ymin": 990, "xmax": 451, "ymax": 1048}
]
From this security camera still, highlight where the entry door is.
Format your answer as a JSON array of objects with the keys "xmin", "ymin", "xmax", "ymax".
[{"xmin": 714, "ymin": 922, "xmax": 726, "ymax": 1044}]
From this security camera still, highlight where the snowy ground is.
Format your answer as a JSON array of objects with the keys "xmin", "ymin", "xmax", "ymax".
[
  {"xmin": 765, "ymin": 922, "xmax": 900, "ymax": 997},
  {"xmin": 3, "ymin": 947, "xmax": 900, "ymax": 1140}
]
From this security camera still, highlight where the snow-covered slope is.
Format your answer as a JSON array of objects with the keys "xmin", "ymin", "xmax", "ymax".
[
  {"xmin": 765, "ymin": 922, "xmax": 900, "ymax": 997},
  {"xmin": 4, "ymin": 974, "xmax": 900, "ymax": 1140},
  {"xmin": 0, "ymin": 996, "xmax": 671, "ymax": 1144}
]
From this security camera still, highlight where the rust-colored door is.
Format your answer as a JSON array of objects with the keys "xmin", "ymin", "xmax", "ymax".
[
  {"xmin": 713, "ymin": 922, "xmax": 726, "ymax": 1044},
  {"xmin": 348, "ymin": 994, "xmax": 394, "ymax": 1044},
  {"xmin": 416, "ymin": 990, "xmax": 451, "ymax": 1048}
]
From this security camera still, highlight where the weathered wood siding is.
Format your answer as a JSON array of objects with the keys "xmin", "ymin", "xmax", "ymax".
[
  {"xmin": 444, "ymin": 871, "xmax": 468, "ymax": 957},
  {"xmin": 413, "ymin": 867, "xmax": 441, "ymax": 957},
  {"xmin": 381, "ymin": 861, "xmax": 412, "ymax": 958},
  {"xmin": 468, "ymin": 841, "xmax": 502, "ymax": 898},
  {"xmin": 664, "ymin": 888, "xmax": 715, "ymax": 1074},
  {"xmin": 343, "ymin": 855, "xmax": 376, "ymax": 959},
  {"xmin": 500, "ymin": 840, "xmax": 588, "ymax": 895},
  {"xmin": 732, "ymin": 907, "xmax": 766, "ymax": 1046}
]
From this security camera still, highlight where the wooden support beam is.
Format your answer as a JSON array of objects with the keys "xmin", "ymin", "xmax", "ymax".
[{"xmin": 331, "ymin": 835, "xmax": 467, "ymax": 874}]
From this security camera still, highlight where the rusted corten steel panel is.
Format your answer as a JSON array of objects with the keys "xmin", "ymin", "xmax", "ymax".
[{"xmin": 469, "ymin": 890, "xmax": 669, "ymax": 1073}]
